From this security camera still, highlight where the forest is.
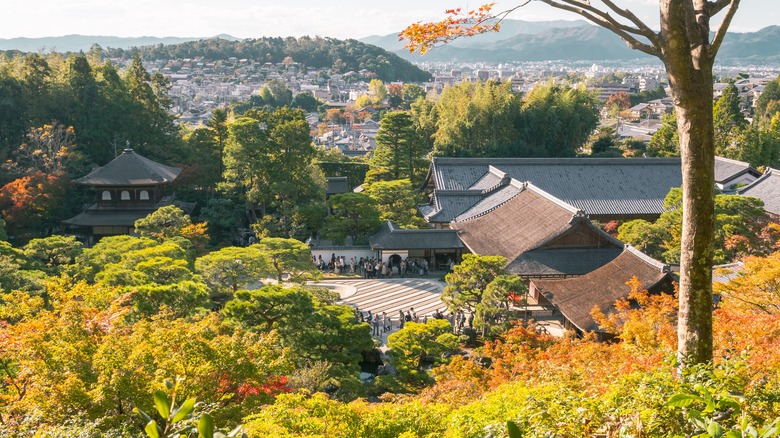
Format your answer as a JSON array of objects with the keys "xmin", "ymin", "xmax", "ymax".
[
  {"xmin": 2, "ymin": 46, "xmax": 780, "ymax": 436},
  {"xmin": 102, "ymin": 36, "xmax": 433, "ymax": 83}
]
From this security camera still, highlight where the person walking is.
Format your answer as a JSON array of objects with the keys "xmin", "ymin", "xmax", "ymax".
[
  {"xmin": 373, "ymin": 313, "xmax": 383, "ymax": 337},
  {"xmin": 382, "ymin": 312, "xmax": 390, "ymax": 332}
]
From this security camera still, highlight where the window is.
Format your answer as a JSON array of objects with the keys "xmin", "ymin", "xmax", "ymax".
[
  {"xmin": 101, "ymin": 191, "xmax": 112, "ymax": 201},
  {"xmin": 121, "ymin": 190, "xmax": 131, "ymax": 200},
  {"xmin": 139, "ymin": 190, "xmax": 150, "ymax": 201}
]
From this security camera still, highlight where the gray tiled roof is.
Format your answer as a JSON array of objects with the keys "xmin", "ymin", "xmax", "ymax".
[
  {"xmin": 426, "ymin": 157, "xmax": 684, "ymax": 218},
  {"xmin": 75, "ymin": 149, "xmax": 181, "ymax": 186},
  {"xmin": 492, "ymin": 159, "xmax": 681, "ymax": 216},
  {"xmin": 738, "ymin": 168, "xmax": 780, "ymax": 215},
  {"xmin": 455, "ymin": 182, "xmax": 523, "ymax": 222},
  {"xmin": 469, "ymin": 167, "xmax": 505, "ymax": 190},
  {"xmin": 714, "ymin": 156, "xmax": 756, "ymax": 184},
  {"xmin": 714, "ymin": 156, "xmax": 761, "ymax": 186},
  {"xmin": 507, "ymin": 247, "xmax": 623, "ymax": 276},
  {"xmin": 62, "ymin": 209, "xmax": 155, "ymax": 227},
  {"xmin": 424, "ymin": 190, "xmax": 483, "ymax": 223},
  {"xmin": 369, "ymin": 221, "xmax": 464, "ymax": 250}
]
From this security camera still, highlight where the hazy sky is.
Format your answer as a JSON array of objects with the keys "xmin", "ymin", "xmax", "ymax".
[{"xmin": 0, "ymin": 0, "xmax": 774, "ymax": 39}]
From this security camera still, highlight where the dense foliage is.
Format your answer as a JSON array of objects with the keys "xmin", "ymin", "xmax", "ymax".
[
  {"xmin": 103, "ymin": 37, "xmax": 432, "ymax": 83},
  {"xmin": 0, "ymin": 52, "xmax": 178, "ymax": 166},
  {"xmin": 432, "ymin": 80, "xmax": 599, "ymax": 157},
  {"xmin": 618, "ymin": 188, "xmax": 778, "ymax": 264}
]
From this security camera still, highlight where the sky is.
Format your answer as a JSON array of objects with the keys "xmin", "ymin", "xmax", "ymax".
[{"xmin": 0, "ymin": 0, "xmax": 775, "ymax": 40}]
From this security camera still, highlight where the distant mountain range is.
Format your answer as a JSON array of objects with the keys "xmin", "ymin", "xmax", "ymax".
[
  {"xmin": 0, "ymin": 34, "xmax": 240, "ymax": 53},
  {"xmin": 360, "ymin": 20, "xmax": 780, "ymax": 62},
  {"xmin": 3, "ymin": 21, "xmax": 780, "ymax": 63}
]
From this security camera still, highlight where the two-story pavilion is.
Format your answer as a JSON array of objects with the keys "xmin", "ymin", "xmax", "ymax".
[{"xmin": 63, "ymin": 148, "xmax": 181, "ymax": 240}]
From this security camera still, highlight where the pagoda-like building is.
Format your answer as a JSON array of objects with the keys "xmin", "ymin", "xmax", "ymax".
[{"xmin": 63, "ymin": 148, "xmax": 182, "ymax": 240}]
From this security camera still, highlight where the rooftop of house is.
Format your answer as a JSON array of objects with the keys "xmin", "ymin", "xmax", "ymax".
[
  {"xmin": 74, "ymin": 148, "xmax": 181, "ymax": 187},
  {"xmin": 368, "ymin": 221, "xmax": 464, "ymax": 251},
  {"xmin": 422, "ymin": 156, "xmax": 763, "ymax": 222},
  {"xmin": 714, "ymin": 156, "xmax": 762, "ymax": 186},
  {"xmin": 451, "ymin": 182, "xmax": 624, "ymax": 276},
  {"xmin": 738, "ymin": 167, "xmax": 780, "ymax": 216},
  {"xmin": 531, "ymin": 245, "xmax": 673, "ymax": 333}
]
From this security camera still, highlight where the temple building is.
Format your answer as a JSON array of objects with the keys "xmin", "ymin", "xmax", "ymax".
[
  {"xmin": 63, "ymin": 148, "xmax": 182, "ymax": 241},
  {"xmin": 529, "ymin": 245, "xmax": 676, "ymax": 338},
  {"xmin": 450, "ymin": 181, "xmax": 625, "ymax": 278},
  {"xmin": 420, "ymin": 156, "xmax": 761, "ymax": 227}
]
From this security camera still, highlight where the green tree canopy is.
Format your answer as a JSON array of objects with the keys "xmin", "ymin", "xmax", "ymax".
[
  {"xmin": 362, "ymin": 179, "xmax": 427, "ymax": 228},
  {"xmin": 386, "ymin": 319, "xmax": 458, "ymax": 381},
  {"xmin": 368, "ymin": 111, "xmax": 428, "ymax": 185},
  {"xmin": 251, "ymin": 237, "xmax": 320, "ymax": 283},
  {"xmin": 442, "ymin": 254, "xmax": 508, "ymax": 313},
  {"xmin": 322, "ymin": 193, "xmax": 381, "ymax": 245},
  {"xmin": 619, "ymin": 188, "xmax": 770, "ymax": 265},
  {"xmin": 647, "ymin": 112, "xmax": 680, "ymax": 157}
]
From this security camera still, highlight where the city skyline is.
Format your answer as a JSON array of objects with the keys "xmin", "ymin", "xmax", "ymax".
[{"xmin": 1, "ymin": 0, "xmax": 775, "ymax": 41}]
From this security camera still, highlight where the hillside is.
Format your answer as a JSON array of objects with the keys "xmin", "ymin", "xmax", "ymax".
[
  {"xmin": 103, "ymin": 36, "xmax": 432, "ymax": 83},
  {"xmin": 365, "ymin": 20, "xmax": 780, "ymax": 62}
]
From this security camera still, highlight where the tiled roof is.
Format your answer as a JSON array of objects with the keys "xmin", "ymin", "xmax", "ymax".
[
  {"xmin": 455, "ymin": 181, "xmax": 523, "ymax": 222},
  {"xmin": 507, "ymin": 246, "xmax": 623, "ymax": 276},
  {"xmin": 424, "ymin": 190, "xmax": 484, "ymax": 223},
  {"xmin": 532, "ymin": 246, "xmax": 673, "ymax": 332},
  {"xmin": 738, "ymin": 168, "xmax": 780, "ymax": 215},
  {"xmin": 425, "ymin": 156, "xmax": 757, "ymax": 219},
  {"xmin": 452, "ymin": 185, "xmax": 576, "ymax": 261},
  {"xmin": 62, "ymin": 209, "xmax": 155, "ymax": 227},
  {"xmin": 75, "ymin": 149, "xmax": 181, "ymax": 186},
  {"xmin": 489, "ymin": 159, "xmax": 681, "ymax": 216},
  {"xmin": 426, "ymin": 157, "xmax": 684, "ymax": 218},
  {"xmin": 714, "ymin": 156, "xmax": 761, "ymax": 185},
  {"xmin": 369, "ymin": 221, "xmax": 464, "ymax": 250}
]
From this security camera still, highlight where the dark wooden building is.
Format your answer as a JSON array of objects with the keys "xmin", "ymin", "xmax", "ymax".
[
  {"xmin": 529, "ymin": 246, "xmax": 676, "ymax": 338},
  {"xmin": 450, "ymin": 182, "xmax": 624, "ymax": 278},
  {"xmin": 63, "ymin": 148, "xmax": 181, "ymax": 240}
]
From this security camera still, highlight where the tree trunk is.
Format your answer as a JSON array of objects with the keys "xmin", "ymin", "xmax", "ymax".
[
  {"xmin": 660, "ymin": 0, "xmax": 716, "ymax": 365},
  {"xmin": 672, "ymin": 84, "xmax": 715, "ymax": 365}
]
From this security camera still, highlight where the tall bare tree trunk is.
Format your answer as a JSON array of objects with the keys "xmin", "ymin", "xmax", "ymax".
[{"xmin": 660, "ymin": 0, "xmax": 715, "ymax": 365}]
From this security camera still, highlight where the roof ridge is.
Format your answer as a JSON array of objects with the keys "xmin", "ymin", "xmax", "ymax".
[
  {"xmin": 715, "ymin": 155, "xmax": 751, "ymax": 166},
  {"xmin": 455, "ymin": 187, "xmax": 521, "ymax": 222},
  {"xmin": 523, "ymin": 182, "xmax": 581, "ymax": 215},
  {"xmin": 434, "ymin": 189, "xmax": 485, "ymax": 196},
  {"xmin": 623, "ymin": 244, "xmax": 668, "ymax": 271}
]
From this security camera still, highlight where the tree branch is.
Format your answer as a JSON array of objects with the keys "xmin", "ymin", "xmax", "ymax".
[
  {"xmin": 600, "ymin": 0, "xmax": 658, "ymax": 41},
  {"xmin": 539, "ymin": 0, "xmax": 661, "ymax": 57},
  {"xmin": 706, "ymin": 0, "xmax": 733, "ymax": 15},
  {"xmin": 709, "ymin": 0, "xmax": 741, "ymax": 60}
]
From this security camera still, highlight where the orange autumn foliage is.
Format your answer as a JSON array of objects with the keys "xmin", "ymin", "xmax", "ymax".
[
  {"xmin": 400, "ymin": 3, "xmax": 500, "ymax": 54},
  {"xmin": 591, "ymin": 277, "xmax": 678, "ymax": 354},
  {"xmin": 0, "ymin": 171, "xmax": 66, "ymax": 232}
]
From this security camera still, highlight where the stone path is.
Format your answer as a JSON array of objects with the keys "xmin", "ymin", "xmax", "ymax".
[{"xmin": 317, "ymin": 278, "xmax": 448, "ymax": 344}]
